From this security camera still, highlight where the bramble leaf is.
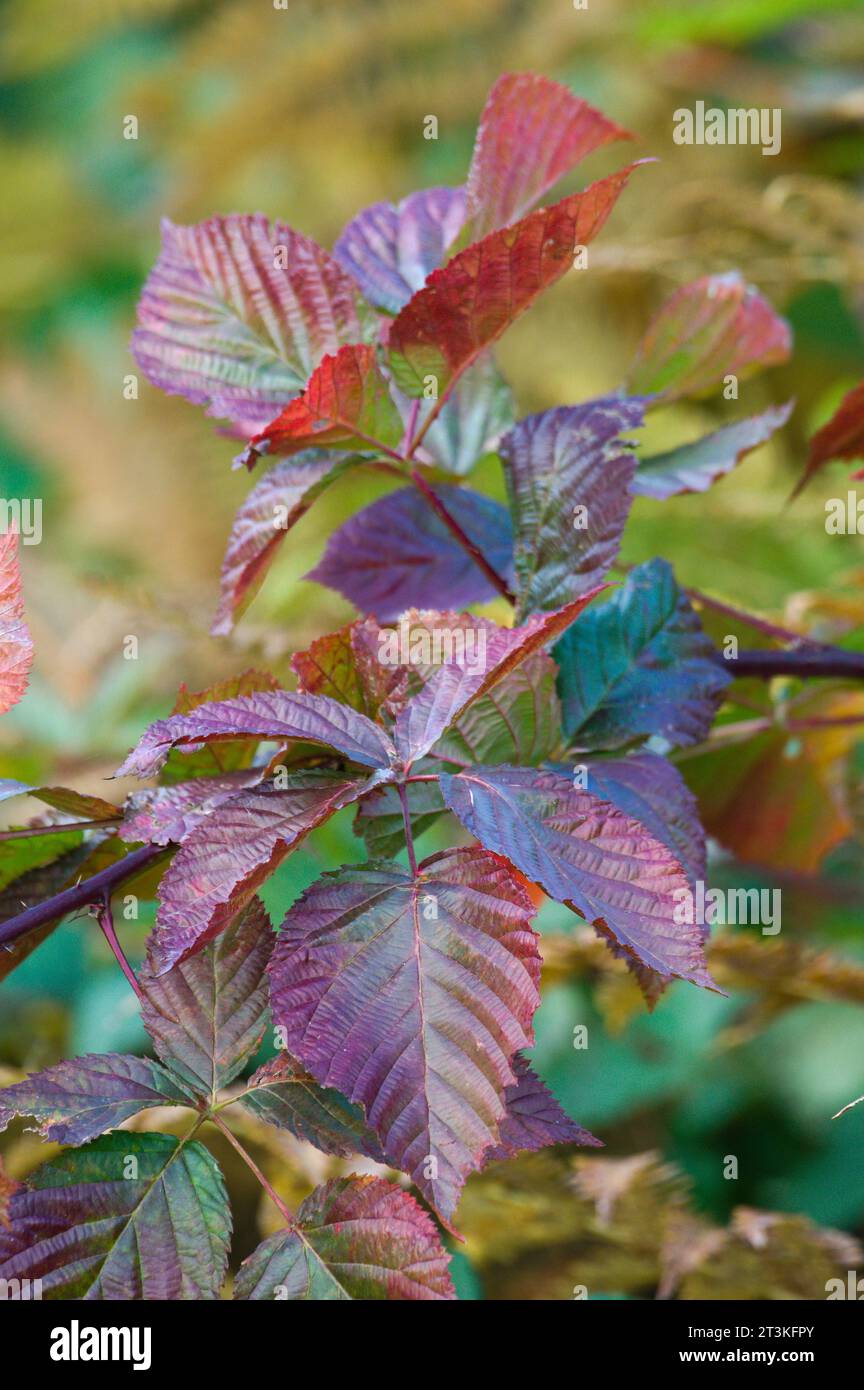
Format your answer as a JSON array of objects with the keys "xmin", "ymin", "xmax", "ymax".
[
  {"xmin": 439, "ymin": 764, "xmax": 714, "ymax": 988},
  {"xmin": 238, "ymin": 344, "xmax": 403, "ymax": 467},
  {"xmin": 388, "ymin": 164, "xmax": 645, "ymax": 401},
  {"xmin": 406, "ymin": 355, "xmax": 514, "ymax": 476},
  {"xmin": 501, "ymin": 397, "xmax": 644, "ymax": 617},
  {"xmin": 269, "ymin": 848, "xmax": 541, "ymax": 1221},
  {"xmin": 0, "ymin": 530, "xmax": 33, "ymax": 717},
  {"xmin": 484, "ymin": 1053, "xmax": 600, "ymax": 1163},
  {"xmin": 0, "ymin": 780, "xmax": 118, "ymax": 821},
  {"xmin": 0, "ymin": 1054, "xmax": 196, "ymax": 1145},
  {"xmin": 238, "ymin": 1053, "xmax": 384, "ymax": 1161},
  {"xmin": 234, "ymin": 1176, "xmax": 454, "ymax": 1300},
  {"xmin": 465, "ymin": 72, "xmax": 632, "ymax": 239},
  {"xmin": 291, "ymin": 619, "xmax": 409, "ymax": 721},
  {"xmin": 116, "ymin": 687, "xmax": 397, "ymax": 779},
  {"xmin": 132, "ymin": 215, "xmax": 372, "ymax": 435},
  {"xmin": 394, "ymin": 594, "xmax": 602, "ymax": 764},
  {"xmin": 554, "ymin": 558, "xmax": 730, "ymax": 750},
  {"xmin": 306, "ymin": 485, "xmax": 514, "ymax": 620},
  {"xmin": 121, "ymin": 769, "xmax": 266, "ymax": 846},
  {"xmin": 212, "ymin": 454, "xmax": 352, "ymax": 635},
  {"xmin": 148, "ymin": 771, "xmax": 388, "ymax": 974},
  {"xmin": 140, "ymin": 897, "xmax": 272, "ymax": 1090},
  {"xmin": 632, "ymin": 402, "xmax": 793, "ymax": 499},
  {"xmin": 580, "ymin": 751, "xmax": 707, "ymax": 885},
  {"xmin": 0, "ymin": 1132, "xmax": 231, "ymax": 1299},
  {"xmin": 334, "ymin": 186, "xmax": 466, "ymax": 314},
  {"xmin": 625, "ymin": 272, "xmax": 791, "ymax": 403}
]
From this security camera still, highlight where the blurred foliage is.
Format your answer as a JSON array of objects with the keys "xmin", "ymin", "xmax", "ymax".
[{"xmin": 1, "ymin": 0, "xmax": 864, "ymax": 1298}]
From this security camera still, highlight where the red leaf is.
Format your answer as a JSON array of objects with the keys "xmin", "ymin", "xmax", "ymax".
[
  {"xmin": 237, "ymin": 343, "xmax": 403, "ymax": 468},
  {"xmin": 0, "ymin": 530, "xmax": 33, "ymax": 717},
  {"xmin": 387, "ymin": 164, "xmax": 647, "ymax": 401},
  {"xmin": 791, "ymin": 380, "xmax": 864, "ymax": 498},
  {"xmin": 465, "ymin": 72, "xmax": 632, "ymax": 238}
]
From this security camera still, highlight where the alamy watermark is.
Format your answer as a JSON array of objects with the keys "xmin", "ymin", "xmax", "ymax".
[
  {"xmin": 673, "ymin": 101, "xmax": 782, "ymax": 157},
  {"xmin": 377, "ymin": 615, "xmax": 487, "ymax": 673},
  {"xmin": 0, "ymin": 498, "xmax": 42, "ymax": 544},
  {"xmin": 673, "ymin": 881, "xmax": 781, "ymax": 935}
]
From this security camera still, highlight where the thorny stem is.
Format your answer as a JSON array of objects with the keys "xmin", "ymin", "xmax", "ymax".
[
  {"xmin": 409, "ymin": 466, "xmax": 516, "ymax": 603},
  {"xmin": 398, "ymin": 782, "xmax": 418, "ymax": 876},
  {"xmin": 208, "ymin": 1111, "xmax": 295, "ymax": 1228},
  {"xmin": 0, "ymin": 843, "xmax": 168, "ymax": 950},
  {"xmin": 96, "ymin": 891, "xmax": 144, "ymax": 1000}
]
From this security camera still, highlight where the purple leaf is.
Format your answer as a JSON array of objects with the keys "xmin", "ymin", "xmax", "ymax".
[
  {"xmin": 581, "ymin": 751, "xmax": 707, "ymax": 886},
  {"xmin": 632, "ymin": 402, "xmax": 793, "ymax": 499},
  {"xmin": 238, "ymin": 1054, "xmax": 385, "ymax": 1162},
  {"xmin": 465, "ymin": 72, "xmax": 632, "ymax": 238},
  {"xmin": 234, "ymin": 1176, "xmax": 455, "ymax": 1300},
  {"xmin": 334, "ymin": 186, "xmax": 467, "ymax": 313},
  {"xmin": 269, "ymin": 847, "xmax": 541, "ymax": 1222},
  {"xmin": 116, "ymin": 688, "xmax": 397, "ymax": 779},
  {"xmin": 0, "ymin": 1054, "xmax": 196, "ymax": 1146},
  {"xmin": 139, "ymin": 897, "xmax": 273, "ymax": 1090},
  {"xmin": 148, "ymin": 771, "xmax": 387, "ymax": 975},
  {"xmin": 439, "ymin": 764, "xmax": 716, "ymax": 989},
  {"xmin": 393, "ymin": 593, "xmax": 603, "ymax": 765},
  {"xmin": 500, "ymin": 397, "xmax": 644, "ymax": 617},
  {"xmin": 0, "ymin": 1132, "xmax": 230, "ymax": 1299},
  {"xmin": 553, "ymin": 558, "xmax": 730, "ymax": 750},
  {"xmin": 159, "ymin": 669, "xmax": 280, "ymax": 784},
  {"xmin": 120, "ymin": 770, "xmax": 265, "ymax": 845},
  {"xmin": 292, "ymin": 618, "xmax": 410, "ymax": 721},
  {"xmin": 132, "ymin": 215, "xmax": 373, "ymax": 436},
  {"xmin": 484, "ymin": 1053, "xmax": 600, "ymax": 1164},
  {"xmin": 306, "ymin": 484, "xmax": 514, "ymax": 620},
  {"xmin": 212, "ymin": 453, "xmax": 351, "ymax": 636}
]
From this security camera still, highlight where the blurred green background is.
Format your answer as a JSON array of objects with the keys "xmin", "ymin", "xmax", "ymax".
[{"xmin": 1, "ymin": 0, "xmax": 864, "ymax": 1299}]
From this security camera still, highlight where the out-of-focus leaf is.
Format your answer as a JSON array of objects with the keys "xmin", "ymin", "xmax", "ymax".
[
  {"xmin": 334, "ymin": 186, "xmax": 466, "ymax": 313},
  {"xmin": 483, "ymin": 1053, "xmax": 600, "ymax": 1164},
  {"xmin": 501, "ymin": 398, "xmax": 643, "ymax": 617},
  {"xmin": 0, "ymin": 530, "xmax": 33, "ymax": 717},
  {"xmin": 791, "ymin": 379, "xmax": 864, "ymax": 497},
  {"xmin": 633, "ymin": 402, "xmax": 793, "ymax": 499},
  {"xmin": 239, "ymin": 344, "xmax": 403, "ymax": 467},
  {"xmin": 160, "ymin": 670, "xmax": 280, "ymax": 785},
  {"xmin": 139, "ymin": 897, "xmax": 272, "ymax": 1094},
  {"xmin": 117, "ymin": 688, "xmax": 397, "ymax": 779},
  {"xmin": 238, "ymin": 1053, "xmax": 384, "ymax": 1161},
  {"xmin": 291, "ymin": 618, "xmax": 409, "ymax": 721},
  {"xmin": 0, "ymin": 780, "xmax": 118, "ymax": 821},
  {"xmin": 270, "ymin": 848, "xmax": 540, "ymax": 1221},
  {"xmin": 554, "ymin": 558, "xmax": 729, "ymax": 750},
  {"xmin": 149, "ymin": 771, "xmax": 386, "ymax": 974},
  {"xmin": 0, "ymin": 1132, "xmax": 230, "ymax": 1300},
  {"xmin": 234, "ymin": 1177, "xmax": 454, "ymax": 1300},
  {"xmin": 626, "ymin": 272, "xmax": 791, "ymax": 403},
  {"xmin": 0, "ymin": 1053, "xmax": 195, "ymax": 1145},
  {"xmin": 683, "ymin": 689, "xmax": 864, "ymax": 872},
  {"xmin": 388, "ymin": 165, "xmax": 645, "ymax": 400},
  {"xmin": 306, "ymin": 484, "xmax": 514, "ymax": 620},
  {"xmin": 211, "ymin": 454, "xmax": 351, "ymax": 635},
  {"xmin": 132, "ymin": 215, "xmax": 372, "ymax": 436},
  {"xmin": 464, "ymin": 72, "xmax": 631, "ymax": 239},
  {"xmin": 440, "ymin": 764, "xmax": 713, "ymax": 989}
]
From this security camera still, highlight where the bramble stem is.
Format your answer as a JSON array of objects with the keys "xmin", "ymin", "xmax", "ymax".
[
  {"xmin": 398, "ymin": 783, "xmax": 418, "ymax": 876},
  {"xmin": 208, "ymin": 1112, "xmax": 295, "ymax": 1228},
  {"xmin": 409, "ymin": 467, "xmax": 515, "ymax": 603},
  {"xmin": 0, "ymin": 843, "xmax": 168, "ymax": 949},
  {"xmin": 96, "ymin": 892, "xmax": 144, "ymax": 1000},
  {"xmin": 713, "ymin": 647, "xmax": 864, "ymax": 681}
]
